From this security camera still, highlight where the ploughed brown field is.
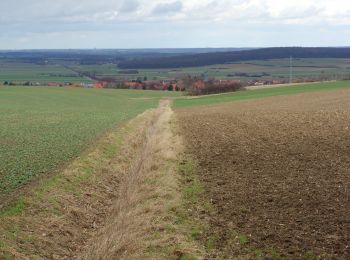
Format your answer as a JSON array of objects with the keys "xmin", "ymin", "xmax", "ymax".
[{"xmin": 177, "ymin": 89, "xmax": 350, "ymax": 259}]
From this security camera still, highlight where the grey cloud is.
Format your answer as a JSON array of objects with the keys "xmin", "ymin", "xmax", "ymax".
[
  {"xmin": 119, "ymin": 0, "xmax": 139, "ymax": 12},
  {"xmin": 152, "ymin": 1, "xmax": 183, "ymax": 14},
  {"xmin": 0, "ymin": 0, "xmax": 349, "ymax": 49}
]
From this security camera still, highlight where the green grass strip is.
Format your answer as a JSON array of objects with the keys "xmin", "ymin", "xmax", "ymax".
[{"xmin": 174, "ymin": 80, "xmax": 350, "ymax": 107}]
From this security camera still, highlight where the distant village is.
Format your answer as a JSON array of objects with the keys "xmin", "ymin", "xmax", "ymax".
[{"xmin": 3, "ymin": 75, "xmax": 322, "ymax": 95}]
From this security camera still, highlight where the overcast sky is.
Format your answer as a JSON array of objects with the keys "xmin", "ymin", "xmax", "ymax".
[{"xmin": 0, "ymin": 0, "xmax": 349, "ymax": 49}]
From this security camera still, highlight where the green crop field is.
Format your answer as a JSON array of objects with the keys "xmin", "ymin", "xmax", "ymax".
[
  {"xmin": 0, "ymin": 62, "xmax": 91, "ymax": 83},
  {"xmin": 153, "ymin": 58, "xmax": 350, "ymax": 81},
  {"xmin": 0, "ymin": 86, "xmax": 180, "ymax": 193},
  {"xmin": 174, "ymin": 80, "xmax": 350, "ymax": 107}
]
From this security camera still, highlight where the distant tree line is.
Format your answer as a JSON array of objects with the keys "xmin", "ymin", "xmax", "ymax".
[
  {"xmin": 181, "ymin": 76, "xmax": 246, "ymax": 96},
  {"xmin": 0, "ymin": 50, "xmax": 188, "ymax": 66},
  {"xmin": 118, "ymin": 47, "xmax": 350, "ymax": 69}
]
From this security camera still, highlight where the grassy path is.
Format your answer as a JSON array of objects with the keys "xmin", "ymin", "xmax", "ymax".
[{"xmin": 79, "ymin": 100, "xmax": 203, "ymax": 259}]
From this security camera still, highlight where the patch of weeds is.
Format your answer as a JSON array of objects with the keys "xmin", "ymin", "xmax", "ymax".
[
  {"xmin": 0, "ymin": 240, "xmax": 11, "ymax": 260},
  {"xmin": 306, "ymin": 251, "xmax": 321, "ymax": 260},
  {"xmin": 238, "ymin": 234, "xmax": 249, "ymax": 245},
  {"xmin": 240, "ymin": 241, "xmax": 290, "ymax": 260},
  {"xmin": 202, "ymin": 201, "xmax": 213, "ymax": 212},
  {"xmin": 8, "ymin": 224, "xmax": 20, "ymax": 239},
  {"xmin": 178, "ymin": 160, "xmax": 203, "ymax": 204},
  {"xmin": 206, "ymin": 236, "xmax": 217, "ymax": 251},
  {"xmin": 102, "ymin": 143, "xmax": 118, "ymax": 159},
  {"xmin": 149, "ymin": 231, "xmax": 162, "ymax": 240},
  {"xmin": 269, "ymin": 247, "xmax": 290, "ymax": 260},
  {"xmin": 0, "ymin": 241, "xmax": 6, "ymax": 249},
  {"xmin": 190, "ymin": 226, "xmax": 202, "ymax": 240},
  {"xmin": 252, "ymin": 249, "xmax": 265, "ymax": 259},
  {"xmin": 73, "ymin": 165, "xmax": 94, "ymax": 185},
  {"xmin": 183, "ymin": 180, "xmax": 203, "ymax": 203},
  {"xmin": 81, "ymin": 165, "xmax": 94, "ymax": 176},
  {"xmin": 61, "ymin": 179, "xmax": 80, "ymax": 195},
  {"xmin": 33, "ymin": 176, "xmax": 63, "ymax": 202},
  {"xmin": 0, "ymin": 197, "xmax": 25, "ymax": 217},
  {"xmin": 180, "ymin": 253, "xmax": 198, "ymax": 260},
  {"xmin": 176, "ymin": 159, "xmax": 210, "ymax": 256},
  {"xmin": 33, "ymin": 175, "xmax": 61, "ymax": 200},
  {"xmin": 178, "ymin": 160, "xmax": 195, "ymax": 179}
]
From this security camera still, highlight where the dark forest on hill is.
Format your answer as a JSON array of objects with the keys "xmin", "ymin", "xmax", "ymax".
[{"xmin": 118, "ymin": 47, "xmax": 350, "ymax": 69}]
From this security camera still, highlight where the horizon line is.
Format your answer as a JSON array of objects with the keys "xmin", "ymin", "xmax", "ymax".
[{"xmin": 1, "ymin": 46, "xmax": 350, "ymax": 51}]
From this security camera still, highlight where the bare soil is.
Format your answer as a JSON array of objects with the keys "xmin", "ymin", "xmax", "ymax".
[{"xmin": 177, "ymin": 89, "xmax": 350, "ymax": 259}]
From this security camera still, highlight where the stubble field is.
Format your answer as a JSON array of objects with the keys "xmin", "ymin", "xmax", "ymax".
[{"xmin": 177, "ymin": 89, "xmax": 350, "ymax": 259}]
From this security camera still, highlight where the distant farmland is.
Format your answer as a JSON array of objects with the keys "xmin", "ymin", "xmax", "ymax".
[
  {"xmin": 0, "ymin": 62, "xmax": 91, "ymax": 83},
  {"xmin": 70, "ymin": 58, "xmax": 350, "ymax": 82},
  {"xmin": 0, "ymin": 87, "xmax": 179, "ymax": 194},
  {"xmin": 2, "ymin": 56, "xmax": 349, "ymax": 85}
]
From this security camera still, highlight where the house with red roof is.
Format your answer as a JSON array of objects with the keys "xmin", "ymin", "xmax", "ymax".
[{"xmin": 94, "ymin": 81, "xmax": 107, "ymax": 89}]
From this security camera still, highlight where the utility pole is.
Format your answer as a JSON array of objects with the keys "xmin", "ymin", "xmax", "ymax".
[{"xmin": 289, "ymin": 56, "xmax": 293, "ymax": 84}]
